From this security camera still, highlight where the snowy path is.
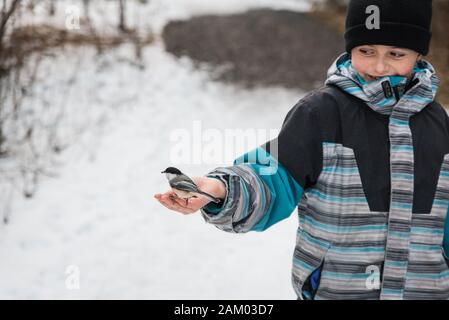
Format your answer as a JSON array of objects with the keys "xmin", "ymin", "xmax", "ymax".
[{"xmin": 0, "ymin": 41, "xmax": 305, "ymax": 299}]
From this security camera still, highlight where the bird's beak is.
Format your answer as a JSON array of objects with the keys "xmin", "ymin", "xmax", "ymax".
[{"xmin": 161, "ymin": 171, "xmax": 165, "ymax": 174}]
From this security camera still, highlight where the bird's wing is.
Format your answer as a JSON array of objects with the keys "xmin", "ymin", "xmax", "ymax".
[
  {"xmin": 170, "ymin": 177, "xmax": 199, "ymax": 193},
  {"xmin": 171, "ymin": 174, "xmax": 196, "ymax": 185}
]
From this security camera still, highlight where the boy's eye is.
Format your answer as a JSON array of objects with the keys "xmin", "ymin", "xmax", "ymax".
[
  {"xmin": 359, "ymin": 48, "xmax": 374, "ymax": 55},
  {"xmin": 390, "ymin": 52, "xmax": 406, "ymax": 58}
]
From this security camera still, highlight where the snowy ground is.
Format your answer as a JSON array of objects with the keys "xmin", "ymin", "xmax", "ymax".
[{"xmin": 0, "ymin": 0, "xmax": 309, "ymax": 298}]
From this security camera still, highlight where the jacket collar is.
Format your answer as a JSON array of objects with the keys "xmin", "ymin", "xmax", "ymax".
[{"xmin": 325, "ymin": 52, "xmax": 440, "ymax": 116}]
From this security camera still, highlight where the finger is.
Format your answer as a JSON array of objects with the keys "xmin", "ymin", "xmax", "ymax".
[
  {"xmin": 156, "ymin": 193, "xmax": 177, "ymax": 207},
  {"xmin": 155, "ymin": 191, "xmax": 179, "ymax": 204},
  {"xmin": 159, "ymin": 195, "xmax": 195, "ymax": 214},
  {"xmin": 154, "ymin": 192, "xmax": 171, "ymax": 200},
  {"xmin": 165, "ymin": 193, "xmax": 197, "ymax": 210},
  {"xmin": 161, "ymin": 194, "xmax": 181, "ymax": 209},
  {"xmin": 156, "ymin": 192, "xmax": 200, "ymax": 212},
  {"xmin": 173, "ymin": 197, "xmax": 203, "ymax": 213},
  {"xmin": 158, "ymin": 198, "xmax": 189, "ymax": 214},
  {"xmin": 171, "ymin": 196, "xmax": 189, "ymax": 208}
]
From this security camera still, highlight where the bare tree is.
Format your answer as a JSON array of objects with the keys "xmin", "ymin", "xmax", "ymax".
[
  {"xmin": 48, "ymin": 0, "xmax": 56, "ymax": 16},
  {"xmin": 0, "ymin": 0, "xmax": 21, "ymax": 155},
  {"xmin": 0, "ymin": 0, "xmax": 20, "ymax": 50},
  {"xmin": 118, "ymin": 0, "xmax": 127, "ymax": 32},
  {"xmin": 83, "ymin": 0, "xmax": 91, "ymax": 20}
]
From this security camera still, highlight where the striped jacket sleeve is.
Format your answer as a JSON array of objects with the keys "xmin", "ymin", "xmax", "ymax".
[
  {"xmin": 444, "ymin": 206, "xmax": 449, "ymax": 259},
  {"xmin": 444, "ymin": 112, "xmax": 449, "ymax": 260},
  {"xmin": 200, "ymin": 98, "xmax": 323, "ymax": 233},
  {"xmin": 200, "ymin": 147, "xmax": 303, "ymax": 233}
]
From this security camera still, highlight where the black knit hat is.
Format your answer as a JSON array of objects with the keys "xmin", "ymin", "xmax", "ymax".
[{"xmin": 344, "ymin": 0, "xmax": 433, "ymax": 56}]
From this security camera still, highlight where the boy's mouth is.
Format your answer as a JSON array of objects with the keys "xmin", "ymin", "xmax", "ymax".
[
  {"xmin": 365, "ymin": 74, "xmax": 382, "ymax": 81},
  {"xmin": 364, "ymin": 73, "xmax": 403, "ymax": 81}
]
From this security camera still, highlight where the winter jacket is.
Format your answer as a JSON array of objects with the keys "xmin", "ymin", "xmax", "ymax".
[{"xmin": 200, "ymin": 53, "xmax": 449, "ymax": 300}]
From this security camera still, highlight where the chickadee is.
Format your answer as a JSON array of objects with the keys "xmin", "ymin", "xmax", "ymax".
[{"xmin": 161, "ymin": 167, "xmax": 221, "ymax": 205}]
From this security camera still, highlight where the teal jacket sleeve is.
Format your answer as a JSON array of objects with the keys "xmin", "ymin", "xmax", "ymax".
[
  {"xmin": 200, "ymin": 146, "xmax": 303, "ymax": 233},
  {"xmin": 244, "ymin": 149, "xmax": 304, "ymax": 231},
  {"xmin": 200, "ymin": 99, "xmax": 323, "ymax": 233}
]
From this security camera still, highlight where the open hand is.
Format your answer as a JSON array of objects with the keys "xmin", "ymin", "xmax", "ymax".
[{"xmin": 154, "ymin": 176, "xmax": 226, "ymax": 215}]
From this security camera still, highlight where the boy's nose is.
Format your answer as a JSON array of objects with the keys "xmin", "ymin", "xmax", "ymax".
[{"xmin": 373, "ymin": 59, "xmax": 390, "ymax": 76}]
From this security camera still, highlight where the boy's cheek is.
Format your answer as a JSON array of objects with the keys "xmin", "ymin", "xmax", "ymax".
[
  {"xmin": 394, "ymin": 65, "xmax": 415, "ymax": 78},
  {"xmin": 350, "ymin": 57, "xmax": 366, "ymax": 75}
]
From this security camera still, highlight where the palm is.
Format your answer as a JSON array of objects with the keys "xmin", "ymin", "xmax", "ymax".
[{"xmin": 154, "ymin": 176, "xmax": 219, "ymax": 214}]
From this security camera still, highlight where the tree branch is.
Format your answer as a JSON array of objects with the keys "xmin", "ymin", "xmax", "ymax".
[{"xmin": 0, "ymin": 0, "xmax": 20, "ymax": 46}]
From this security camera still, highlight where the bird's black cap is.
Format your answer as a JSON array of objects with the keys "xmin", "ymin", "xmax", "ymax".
[{"xmin": 161, "ymin": 167, "xmax": 182, "ymax": 174}]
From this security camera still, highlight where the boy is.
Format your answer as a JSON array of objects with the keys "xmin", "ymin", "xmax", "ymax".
[{"xmin": 155, "ymin": 0, "xmax": 449, "ymax": 299}]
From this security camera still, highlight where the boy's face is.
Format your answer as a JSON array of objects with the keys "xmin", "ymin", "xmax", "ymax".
[{"xmin": 351, "ymin": 45, "xmax": 421, "ymax": 82}]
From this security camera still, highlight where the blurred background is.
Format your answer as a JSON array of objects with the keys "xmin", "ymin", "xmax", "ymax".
[{"xmin": 0, "ymin": 0, "xmax": 447, "ymax": 299}]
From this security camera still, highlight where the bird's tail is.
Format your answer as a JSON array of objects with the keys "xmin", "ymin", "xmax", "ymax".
[{"xmin": 196, "ymin": 190, "xmax": 221, "ymax": 203}]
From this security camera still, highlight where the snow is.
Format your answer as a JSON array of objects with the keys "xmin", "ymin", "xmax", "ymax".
[{"xmin": 0, "ymin": 0, "xmax": 310, "ymax": 299}]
